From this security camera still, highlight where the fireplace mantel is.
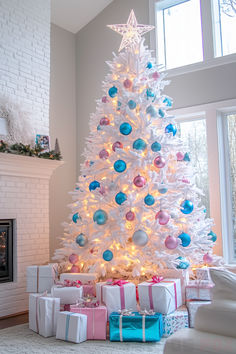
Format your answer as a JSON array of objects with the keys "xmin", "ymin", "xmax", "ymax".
[{"xmin": 0, "ymin": 153, "xmax": 64, "ymax": 179}]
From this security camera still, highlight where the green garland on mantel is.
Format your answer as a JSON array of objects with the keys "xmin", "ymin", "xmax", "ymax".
[{"xmin": 0, "ymin": 140, "xmax": 62, "ymax": 160}]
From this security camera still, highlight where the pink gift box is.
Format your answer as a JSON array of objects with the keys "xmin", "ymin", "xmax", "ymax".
[{"xmin": 69, "ymin": 305, "xmax": 107, "ymax": 340}]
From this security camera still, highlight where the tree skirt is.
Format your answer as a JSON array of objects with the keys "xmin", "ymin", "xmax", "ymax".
[{"xmin": 0, "ymin": 324, "xmax": 166, "ymax": 354}]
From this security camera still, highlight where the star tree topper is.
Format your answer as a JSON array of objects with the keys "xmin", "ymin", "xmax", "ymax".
[{"xmin": 107, "ymin": 9, "xmax": 154, "ymax": 52}]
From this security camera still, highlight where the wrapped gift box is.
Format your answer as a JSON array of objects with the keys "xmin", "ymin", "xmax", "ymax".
[
  {"xmin": 51, "ymin": 285, "xmax": 82, "ymax": 304},
  {"xmin": 186, "ymin": 300, "xmax": 211, "ymax": 328},
  {"xmin": 138, "ymin": 277, "xmax": 182, "ymax": 315},
  {"xmin": 162, "ymin": 305, "xmax": 189, "ymax": 337},
  {"xmin": 83, "ymin": 284, "xmax": 96, "ymax": 297},
  {"xmin": 60, "ymin": 273, "xmax": 97, "ymax": 283},
  {"xmin": 195, "ymin": 267, "xmax": 211, "ymax": 281},
  {"xmin": 29, "ymin": 293, "xmax": 60, "ymax": 337},
  {"xmin": 69, "ymin": 304, "xmax": 107, "ymax": 340},
  {"xmin": 56, "ymin": 311, "xmax": 87, "ymax": 343},
  {"xmin": 186, "ymin": 280, "xmax": 214, "ymax": 301},
  {"xmin": 109, "ymin": 311, "xmax": 163, "ymax": 342},
  {"xmin": 96, "ymin": 280, "xmax": 137, "ymax": 317},
  {"xmin": 27, "ymin": 264, "xmax": 58, "ymax": 293}
]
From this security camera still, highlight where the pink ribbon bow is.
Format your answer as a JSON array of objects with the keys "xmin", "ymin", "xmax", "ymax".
[
  {"xmin": 148, "ymin": 276, "xmax": 164, "ymax": 284},
  {"xmin": 111, "ymin": 279, "xmax": 129, "ymax": 287}
]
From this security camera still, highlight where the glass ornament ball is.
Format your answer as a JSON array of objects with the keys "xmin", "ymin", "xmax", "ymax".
[
  {"xmin": 89, "ymin": 180, "xmax": 100, "ymax": 191},
  {"xmin": 128, "ymin": 100, "xmax": 137, "ymax": 110},
  {"xmin": 100, "ymin": 116, "xmax": 110, "ymax": 126},
  {"xmin": 69, "ymin": 253, "xmax": 78, "ymax": 264},
  {"xmin": 178, "ymin": 232, "xmax": 191, "ymax": 247},
  {"xmin": 133, "ymin": 175, "xmax": 146, "ymax": 188},
  {"xmin": 146, "ymin": 105, "xmax": 157, "ymax": 118},
  {"xmin": 180, "ymin": 200, "xmax": 194, "ymax": 214},
  {"xmin": 120, "ymin": 122, "xmax": 132, "ymax": 135},
  {"xmin": 102, "ymin": 96, "xmax": 108, "ymax": 103},
  {"xmin": 76, "ymin": 233, "xmax": 88, "ymax": 247},
  {"xmin": 183, "ymin": 153, "xmax": 190, "ymax": 162},
  {"xmin": 115, "ymin": 191, "xmax": 127, "ymax": 205},
  {"xmin": 133, "ymin": 138, "xmax": 147, "ymax": 151},
  {"xmin": 152, "ymin": 71, "xmax": 160, "ymax": 80},
  {"xmin": 114, "ymin": 159, "xmax": 127, "ymax": 173},
  {"xmin": 151, "ymin": 141, "xmax": 161, "ymax": 152},
  {"xmin": 203, "ymin": 253, "xmax": 213, "ymax": 264},
  {"xmin": 155, "ymin": 210, "xmax": 170, "ymax": 225},
  {"xmin": 132, "ymin": 229, "xmax": 148, "ymax": 247},
  {"xmin": 154, "ymin": 155, "xmax": 166, "ymax": 168},
  {"xmin": 72, "ymin": 212, "xmax": 80, "ymax": 223},
  {"xmin": 144, "ymin": 194, "xmax": 155, "ymax": 206},
  {"xmin": 108, "ymin": 86, "xmax": 118, "ymax": 98},
  {"xmin": 123, "ymin": 79, "xmax": 132, "ymax": 89},
  {"xmin": 146, "ymin": 88, "xmax": 155, "ymax": 98},
  {"xmin": 208, "ymin": 230, "xmax": 217, "ymax": 242},
  {"xmin": 146, "ymin": 61, "xmax": 152, "ymax": 69},
  {"xmin": 97, "ymin": 125, "xmax": 101, "ymax": 131},
  {"xmin": 158, "ymin": 186, "xmax": 168, "ymax": 194},
  {"xmin": 93, "ymin": 209, "xmax": 108, "ymax": 225},
  {"xmin": 176, "ymin": 152, "xmax": 184, "ymax": 161},
  {"xmin": 126, "ymin": 210, "xmax": 135, "ymax": 221},
  {"xmin": 99, "ymin": 149, "xmax": 109, "ymax": 159},
  {"xmin": 163, "ymin": 97, "xmax": 172, "ymax": 107},
  {"xmin": 165, "ymin": 123, "xmax": 177, "ymax": 136},
  {"xmin": 165, "ymin": 236, "xmax": 178, "ymax": 249},
  {"xmin": 158, "ymin": 109, "xmax": 165, "ymax": 118},
  {"xmin": 176, "ymin": 256, "xmax": 190, "ymax": 269},
  {"xmin": 112, "ymin": 141, "xmax": 123, "ymax": 151},
  {"xmin": 71, "ymin": 265, "xmax": 80, "ymax": 273},
  {"xmin": 103, "ymin": 249, "xmax": 113, "ymax": 262}
]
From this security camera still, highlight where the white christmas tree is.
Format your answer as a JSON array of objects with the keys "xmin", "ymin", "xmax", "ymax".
[{"xmin": 54, "ymin": 10, "xmax": 221, "ymax": 278}]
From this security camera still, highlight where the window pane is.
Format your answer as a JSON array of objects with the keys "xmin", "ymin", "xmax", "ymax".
[
  {"xmin": 176, "ymin": 119, "xmax": 210, "ymax": 216},
  {"xmin": 226, "ymin": 114, "xmax": 236, "ymax": 257},
  {"xmin": 219, "ymin": 1, "xmax": 236, "ymax": 56},
  {"xmin": 162, "ymin": 0, "xmax": 203, "ymax": 69}
]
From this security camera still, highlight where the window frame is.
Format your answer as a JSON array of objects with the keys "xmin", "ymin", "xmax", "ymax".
[{"xmin": 149, "ymin": 0, "xmax": 236, "ymax": 77}]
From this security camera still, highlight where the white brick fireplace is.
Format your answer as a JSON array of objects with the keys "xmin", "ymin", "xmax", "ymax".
[{"xmin": 0, "ymin": 154, "xmax": 62, "ymax": 317}]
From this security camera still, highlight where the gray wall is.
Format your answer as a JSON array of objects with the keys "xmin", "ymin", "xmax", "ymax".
[{"xmin": 49, "ymin": 24, "xmax": 77, "ymax": 256}]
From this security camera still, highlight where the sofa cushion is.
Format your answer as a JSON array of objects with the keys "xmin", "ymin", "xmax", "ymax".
[{"xmin": 209, "ymin": 268, "xmax": 236, "ymax": 301}]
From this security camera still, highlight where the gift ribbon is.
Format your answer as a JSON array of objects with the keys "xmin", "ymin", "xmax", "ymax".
[
  {"xmin": 118, "ymin": 310, "xmax": 134, "ymax": 342},
  {"xmin": 148, "ymin": 276, "xmax": 177, "ymax": 311},
  {"xmin": 108, "ymin": 280, "xmax": 129, "ymax": 310},
  {"xmin": 139, "ymin": 309, "xmax": 155, "ymax": 342},
  {"xmin": 186, "ymin": 281, "xmax": 214, "ymax": 299}
]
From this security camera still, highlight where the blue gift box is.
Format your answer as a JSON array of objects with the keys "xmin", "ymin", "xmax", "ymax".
[{"xmin": 109, "ymin": 311, "xmax": 163, "ymax": 342}]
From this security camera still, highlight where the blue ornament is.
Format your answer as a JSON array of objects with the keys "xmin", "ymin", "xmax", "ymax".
[
  {"xmin": 120, "ymin": 122, "xmax": 132, "ymax": 135},
  {"xmin": 93, "ymin": 209, "xmax": 108, "ymax": 225},
  {"xmin": 165, "ymin": 123, "xmax": 177, "ymax": 136},
  {"xmin": 203, "ymin": 208, "xmax": 207, "ymax": 213},
  {"xmin": 128, "ymin": 100, "xmax": 137, "ymax": 110},
  {"xmin": 158, "ymin": 187, "xmax": 168, "ymax": 194},
  {"xmin": 180, "ymin": 200, "xmax": 194, "ymax": 214},
  {"xmin": 146, "ymin": 88, "xmax": 155, "ymax": 99},
  {"xmin": 208, "ymin": 231, "xmax": 217, "ymax": 242},
  {"xmin": 108, "ymin": 86, "xmax": 118, "ymax": 98},
  {"xmin": 158, "ymin": 109, "xmax": 165, "ymax": 118},
  {"xmin": 146, "ymin": 105, "xmax": 157, "ymax": 118},
  {"xmin": 144, "ymin": 194, "xmax": 155, "ymax": 206},
  {"xmin": 103, "ymin": 249, "xmax": 113, "ymax": 262},
  {"xmin": 97, "ymin": 125, "xmax": 101, "ymax": 131},
  {"xmin": 117, "ymin": 101, "xmax": 122, "ymax": 111},
  {"xmin": 72, "ymin": 212, "xmax": 80, "ymax": 223},
  {"xmin": 75, "ymin": 187, "xmax": 79, "ymax": 191},
  {"xmin": 183, "ymin": 153, "xmax": 190, "ymax": 162},
  {"xmin": 146, "ymin": 61, "xmax": 152, "ymax": 69},
  {"xmin": 76, "ymin": 233, "xmax": 88, "ymax": 247},
  {"xmin": 114, "ymin": 160, "xmax": 127, "ymax": 173},
  {"xmin": 133, "ymin": 138, "xmax": 147, "ymax": 151},
  {"xmin": 151, "ymin": 141, "xmax": 161, "ymax": 152},
  {"xmin": 178, "ymin": 232, "xmax": 191, "ymax": 247},
  {"xmin": 176, "ymin": 256, "xmax": 190, "ymax": 269},
  {"xmin": 89, "ymin": 161, "xmax": 94, "ymax": 166},
  {"xmin": 115, "ymin": 191, "xmax": 127, "ymax": 205},
  {"xmin": 89, "ymin": 180, "xmax": 100, "ymax": 191},
  {"xmin": 163, "ymin": 97, "xmax": 172, "ymax": 107}
]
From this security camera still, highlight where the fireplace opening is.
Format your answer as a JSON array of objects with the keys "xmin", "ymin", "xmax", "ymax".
[{"xmin": 0, "ymin": 220, "xmax": 13, "ymax": 283}]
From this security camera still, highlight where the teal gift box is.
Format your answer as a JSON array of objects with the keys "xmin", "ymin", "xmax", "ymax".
[{"xmin": 109, "ymin": 311, "xmax": 163, "ymax": 342}]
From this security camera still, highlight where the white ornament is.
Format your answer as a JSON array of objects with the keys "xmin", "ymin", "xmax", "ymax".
[{"xmin": 132, "ymin": 229, "xmax": 148, "ymax": 247}]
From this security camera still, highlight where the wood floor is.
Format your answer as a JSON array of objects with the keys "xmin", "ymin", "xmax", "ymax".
[{"xmin": 0, "ymin": 312, "xmax": 28, "ymax": 330}]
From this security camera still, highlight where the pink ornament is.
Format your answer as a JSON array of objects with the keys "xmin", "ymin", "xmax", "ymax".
[
  {"xmin": 69, "ymin": 253, "xmax": 78, "ymax": 264},
  {"xmin": 99, "ymin": 149, "xmax": 109, "ymax": 159},
  {"xmin": 154, "ymin": 156, "xmax": 166, "ymax": 169},
  {"xmin": 203, "ymin": 253, "xmax": 213, "ymax": 264},
  {"xmin": 182, "ymin": 178, "xmax": 190, "ymax": 184},
  {"xmin": 99, "ymin": 185, "xmax": 106, "ymax": 195},
  {"xmin": 70, "ymin": 265, "xmax": 80, "ymax": 273},
  {"xmin": 155, "ymin": 210, "xmax": 170, "ymax": 225},
  {"xmin": 100, "ymin": 116, "xmax": 110, "ymax": 126},
  {"xmin": 102, "ymin": 96, "xmax": 108, "ymax": 103},
  {"xmin": 123, "ymin": 79, "xmax": 132, "ymax": 89},
  {"xmin": 152, "ymin": 71, "xmax": 160, "ymax": 80},
  {"xmin": 126, "ymin": 210, "xmax": 135, "ymax": 221},
  {"xmin": 133, "ymin": 175, "xmax": 146, "ymax": 188},
  {"xmin": 165, "ymin": 236, "xmax": 178, "ymax": 249},
  {"xmin": 85, "ymin": 160, "xmax": 90, "ymax": 167},
  {"xmin": 176, "ymin": 152, "xmax": 184, "ymax": 161},
  {"xmin": 112, "ymin": 141, "xmax": 123, "ymax": 151}
]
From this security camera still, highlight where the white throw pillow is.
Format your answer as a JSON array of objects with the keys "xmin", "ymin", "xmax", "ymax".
[{"xmin": 209, "ymin": 268, "xmax": 236, "ymax": 301}]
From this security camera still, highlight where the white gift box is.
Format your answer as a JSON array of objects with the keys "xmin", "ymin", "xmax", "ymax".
[
  {"xmin": 185, "ymin": 280, "xmax": 214, "ymax": 301},
  {"xmin": 138, "ymin": 278, "xmax": 182, "ymax": 315},
  {"xmin": 51, "ymin": 285, "xmax": 83, "ymax": 304},
  {"xmin": 195, "ymin": 267, "xmax": 211, "ymax": 281},
  {"xmin": 56, "ymin": 311, "xmax": 87, "ymax": 343},
  {"xmin": 60, "ymin": 273, "xmax": 97, "ymax": 283},
  {"xmin": 27, "ymin": 264, "xmax": 58, "ymax": 293},
  {"xmin": 29, "ymin": 293, "xmax": 60, "ymax": 337},
  {"xmin": 186, "ymin": 300, "xmax": 211, "ymax": 327},
  {"xmin": 162, "ymin": 305, "xmax": 189, "ymax": 337},
  {"xmin": 96, "ymin": 281, "xmax": 137, "ymax": 317}
]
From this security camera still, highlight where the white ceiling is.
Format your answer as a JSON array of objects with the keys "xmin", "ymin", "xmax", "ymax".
[{"xmin": 51, "ymin": 0, "xmax": 113, "ymax": 34}]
